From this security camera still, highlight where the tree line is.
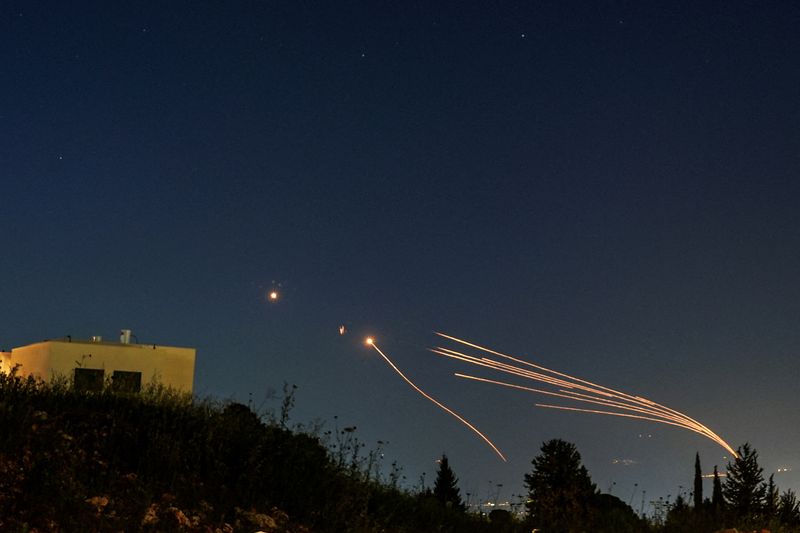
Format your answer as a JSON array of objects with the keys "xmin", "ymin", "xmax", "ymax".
[
  {"xmin": 462, "ymin": 437, "xmax": 800, "ymax": 532},
  {"xmin": 2, "ymin": 367, "xmax": 799, "ymax": 532},
  {"xmin": 661, "ymin": 444, "xmax": 800, "ymax": 532}
]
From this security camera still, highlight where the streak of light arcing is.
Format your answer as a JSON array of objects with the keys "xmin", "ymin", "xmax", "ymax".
[
  {"xmin": 434, "ymin": 333, "xmax": 738, "ymax": 458},
  {"xmin": 369, "ymin": 340, "xmax": 506, "ymax": 462},
  {"xmin": 455, "ymin": 373, "xmax": 695, "ymax": 429},
  {"xmin": 534, "ymin": 404, "xmax": 727, "ymax": 441}
]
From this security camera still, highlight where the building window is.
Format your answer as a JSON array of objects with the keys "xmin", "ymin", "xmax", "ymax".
[
  {"xmin": 112, "ymin": 370, "xmax": 142, "ymax": 393},
  {"xmin": 74, "ymin": 368, "xmax": 104, "ymax": 392}
]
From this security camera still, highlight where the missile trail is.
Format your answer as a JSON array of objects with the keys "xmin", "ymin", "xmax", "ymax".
[
  {"xmin": 454, "ymin": 373, "xmax": 700, "ymax": 430},
  {"xmin": 533, "ymin": 403, "xmax": 716, "ymax": 432},
  {"xmin": 433, "ymin": 333, "xmax": 738, "ymax": 458},
  {"xmin": 368, "ymin": 340, "xmax": 507, "ymax": 462}
]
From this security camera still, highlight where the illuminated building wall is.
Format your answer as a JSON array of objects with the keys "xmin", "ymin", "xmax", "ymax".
[
  {"xmin": 2, "ymin": 338, "xmax": 196, "ymax": 393},
  {"xmin": 0, "ymin": 351, "xmax": 10, "ymax": 374}
]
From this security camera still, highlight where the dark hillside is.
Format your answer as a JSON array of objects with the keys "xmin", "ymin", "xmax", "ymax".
[{"xmin": 0, "ymin": 371, "xmax": 520, "ymax": 532}]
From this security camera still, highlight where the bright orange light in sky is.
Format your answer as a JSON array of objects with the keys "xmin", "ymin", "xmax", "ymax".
[
  {"xmin": 268, "ymin": 291, "xmax": 279, "ymax": 301},
  {"xmin": 365, "ymin": 336, "xmax": 374, "ymax": 345}
]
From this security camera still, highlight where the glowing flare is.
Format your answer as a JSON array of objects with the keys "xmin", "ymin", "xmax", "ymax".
[
  {"xmin": 368, "ymin": 341, "xmax": 506, "ymax": 462},
  {"xmin": 268, "ymin": 291, "xmax": 279, "ymax": 301}
]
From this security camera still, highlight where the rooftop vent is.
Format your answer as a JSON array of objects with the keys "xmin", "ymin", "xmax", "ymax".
[
  {"xmin": 120, "ymin": 329, "xmax": 132, "ymax": 344},
  {"xmin": 90, "ymin": 335, "xmax": 102, "ymax": 343}
]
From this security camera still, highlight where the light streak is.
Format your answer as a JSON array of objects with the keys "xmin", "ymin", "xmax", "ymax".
[
  {"xmin": 455, "ymin": 373, "xmax": 702, "ymax": 431},
  {"xmin": 434, "ymin": 332, "xmax": 738, "ymax": 458},
  {"xmin": 534, "ymin": 403, "xmax": 727, "ymax": 441},
  {"xmin": 368, "ymin": 340, "xmax": 506, "ymax": 462}
]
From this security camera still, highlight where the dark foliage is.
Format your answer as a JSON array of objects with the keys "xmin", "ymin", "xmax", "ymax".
[
  {"xmin": 0, "ymin": 370, "xmax": 526, "ymax": 532},
  {"xmin": 524, "ymin": 439, "xmax": 596, "ymax": 532},
  {"xmin": 765, "ymin": 473, "xmax": 779, "ymax": 518},
  {"xmin": 778, "ymin": 489, "xmax": 800, "ymax": 529},
  {"xmin": 712, "ymin": 465, "xmax": 724, "ymax": 514},
  {"xmin": 693, "ymin": 452, "xmax": 703, "ymax": 510},
  {"xmin": 433, "ymin": 454, "xmax": 466, "ymax": 512},
  {"xmin": 591, "ymin": 493, "xmax": 649, "ymax": 533},
  {"xmin": 524, "ymin": 439, "xmax": 647, "ymax": 533},
  {"xmin": 663, "ymin": 448, "xmax": 800, "ymax": 533},
  {"xmin": 724, "ymin": 443, "xmax": 766, "ymax": 522}
]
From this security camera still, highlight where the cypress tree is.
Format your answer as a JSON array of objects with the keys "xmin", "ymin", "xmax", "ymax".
[
  {"xmin": 712, "ymin": 465, "xmax": 724, "ymax": 512},
  {"xmin": 694, "ymin": 452, "xmax": 703, "ymax": 510}
]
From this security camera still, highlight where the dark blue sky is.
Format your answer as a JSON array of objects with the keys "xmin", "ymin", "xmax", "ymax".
[{"xmin": 2, "ymin": 0, "xmax": 799, "ymax": 511}]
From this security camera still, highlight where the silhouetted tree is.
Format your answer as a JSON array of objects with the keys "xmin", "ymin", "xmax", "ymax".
[
  {"xmin": 488, "ymin": 508, "xmax": 512, "ymax": 527},
  {"xmin": 723, "ymin": 443, "xmax": 766, "ymax": 521},
  {"xmin": 764, "ymin": 473, "xmax": 778, "ymax": 520},
  {"xmin": 778, "ymin": 489, "xmax": 800, "ymax": 528},
  {"xmin": 694, "ymin": 452, "xmax": 703, "ymax": 510},
  {"xmin": 592, "ymin": 493, "xmax": 648, "ymax": 533},
  {"xmin": 712, "ymin": 465, "xmax": 724, "ymax": 513},
  {"xmin": 432, "ymin": 454, "xmax": 465, "ymax": 511},
  {"xmin": 766, "ymin": 473, "xmax": 778, "ymax": 513},
  {"xmin": 524, "ymin": 439, "xmax": 596, "ymax": 532},
  {"xmin": 664, "ymin": 494, "xmax": 693, "ymax": 532}
]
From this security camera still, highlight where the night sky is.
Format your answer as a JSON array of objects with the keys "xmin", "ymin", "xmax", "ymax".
[{"xmin": 3, "ymin": 1, "xmax": 800, "ymax": 512}]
